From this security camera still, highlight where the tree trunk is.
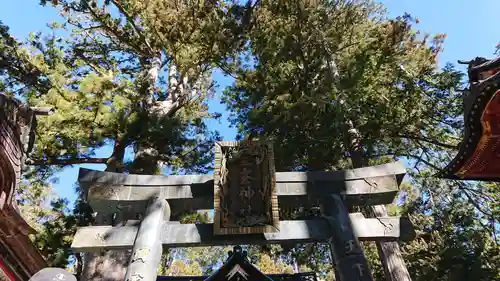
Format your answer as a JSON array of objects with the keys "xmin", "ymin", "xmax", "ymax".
[
  {"xmin": 370, "ymin": 205, "xmax": 412, "ymax": 281},
  {"xmin": 344, "ymin": 120, "xmax": 412, "ymax": 281},
  {"xmin": 131, "ymin": 56, "xmax": 162, "ymax": 175},
  {"xmin": 291, "ymin": 249, "xmax": 299, "ymax": 273},
  {"xmin": 105, "ymin": 140, "xmax": 126, "ymax": 173}
]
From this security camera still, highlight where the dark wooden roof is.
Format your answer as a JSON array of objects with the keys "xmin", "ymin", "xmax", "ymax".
[
  {"xmin": 156, "ymin": 246, "xmax": 317, "ymax": 281},
  {"xmin": 204, "ymin": 246, "xmax": 274, "ymax": 281},
  {"xmin": 157, "ymin": 273, "xmax": 317, "ymax": 281},
  {"xmin": 438, "ymin": 57, "xmax": 500, "ymax": 181}
]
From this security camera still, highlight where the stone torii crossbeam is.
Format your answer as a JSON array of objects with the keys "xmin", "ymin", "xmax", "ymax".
[{"xmin": 71, "ymin": 141, "xmax": 415, "ymax": 281}]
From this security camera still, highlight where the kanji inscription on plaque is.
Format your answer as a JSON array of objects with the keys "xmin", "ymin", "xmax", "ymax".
[{"xmin": 213, "ymin": 141, "xmax": 279, "ymax": 235}]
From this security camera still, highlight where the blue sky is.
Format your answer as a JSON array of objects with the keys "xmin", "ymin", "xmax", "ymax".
[{"xmin": 1, "ymin": 0, "xmax": 499, "ymax": 204}]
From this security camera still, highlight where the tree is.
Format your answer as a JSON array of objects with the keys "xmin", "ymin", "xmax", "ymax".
[
  {"xmin": 15, "ymin": 172, "xmax": 57, "ymax": 235},
  {"xmin": 221, "ymin": 0, "xmax": 498, "ymax": 280},
  {"xmin": 400, "ymin": 171, "xmax": 499, "ymax": 281},
  {"xmin": 23, "ymin": 0, "xmax": 228, "ymax": 175},
  {"xmin": 256, "ymin": 254, "xmax": 295, "ymax": 274},
  {"xmin": 223, "ymin": 0, "xmax": 458, "ymax": 171},
  {"xmin": 3, "ymin": 0, "xmax": 499, "ymax": 280},
  {"xmin": 163, "ymin": 259, "xmax": 203, "ymax": 276},
  {"xmin": 1, "ymin": 0, "xmax": 255, "ymax": 277}
]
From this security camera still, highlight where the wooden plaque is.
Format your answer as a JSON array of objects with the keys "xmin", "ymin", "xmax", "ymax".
[{"xmin": 213, "ymin": 141, "xmax": 279, "ymax": 235}]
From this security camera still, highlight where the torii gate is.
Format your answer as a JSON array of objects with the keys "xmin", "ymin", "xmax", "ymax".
[{"xmin": 70, "ymin": 141, "xmax": 416, "ymax": 281}]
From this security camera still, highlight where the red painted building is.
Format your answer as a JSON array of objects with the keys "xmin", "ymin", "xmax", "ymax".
[
  {"xmin": 0, "ymin": 94, "xmax": 47, "ymax": 281},
  {"xmin": 439, "ymin": 57, "xmax": 500, "ymax": 181}
]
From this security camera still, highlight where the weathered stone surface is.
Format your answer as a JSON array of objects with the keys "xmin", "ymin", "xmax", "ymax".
[
  {"xmin": 79, "ymin": 161, "xmax": 406, "ymax": 185},
  {"xmin": 323, "ymin": 194, "xmax": 374, "ymax": 281},
  {"xmin": 71, "ymin": 215, "xmax": 415, "ymax": 252},
  {"xmin": 123, "ymin": 197, "xmax": 168, "ymax": 281},
  {"xmin": 79, "ymin": 161, "xmax": 405, "ymax": 215},
  {"xmin": 80, "ymin": 251, "xmax": 129, "ymax": 281},
  {"xmin": 80, "ymin": 214, "xmax": 130, "ymax": 281},
  {"xmin": 86, "ymin": 176, "xmax": 397, "ymax": 202}
]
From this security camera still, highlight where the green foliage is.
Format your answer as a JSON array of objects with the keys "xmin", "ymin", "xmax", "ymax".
[
  {"xmin": 257, "ymin": 254, "xmax": 295, "ymax": 274},
  {"xmin": 2, "ymin": 0, "xmax": 499, "ymax": 280},
  {"xmin": 219, "ymin": 0, "xmax": 499, "ymax": 280},
  {"xmin": 17, "ymin": 175, "xmax": 94, "ymax": 273},
  {"xmin": 400, "ymin": 174, "xmax": 500, "ymax": 281},
  {"xmin": 223, "ymin": 0, "xmax": 462, "ymax": 172},
  {"xmin": 8, "ymin": 0, "xmax": 258, "ymax": 176},
  {"xmin": 163, "ymin": 259, "xmax": 203, "ymax": 276},
  {"xmin": 3, "ymin": 0, "xmax": 253, "ymax": 272}
]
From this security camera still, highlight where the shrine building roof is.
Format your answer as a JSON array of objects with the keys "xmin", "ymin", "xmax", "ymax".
[
  {"xmin": 438, "ymin": 57, "xmax": 500, "ymax": 181},
  {"xmin": 156, "ymin": 246, "xmax": 317, "ymax": 281}
]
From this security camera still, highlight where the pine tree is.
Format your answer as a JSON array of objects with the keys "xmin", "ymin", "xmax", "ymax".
[
  {"xmin": 220, "ymin": 0, "xmax": 498, "ymax": 280},
  {"xmin": 1, "ymin": 0, "xmax": 255, "ymax": 277},
  {"xmin": 2, "ymin": 1, "xmax": 498, "ymax": 280}
]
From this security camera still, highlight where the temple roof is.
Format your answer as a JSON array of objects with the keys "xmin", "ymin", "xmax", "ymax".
[
  {"xmin": 204, "ymin": 246, "xmax": 274, "ymax": 281},
  {"xmin": 157, "ymin": 274, "xmax": 317, "ymax": 281},
  {"xmin": 156, "ymin": 246, "xmax": 317, "ymax": 281},
  {"xmin": 438, "ymin": 57, "xmax": 500, "ymax": 181}
]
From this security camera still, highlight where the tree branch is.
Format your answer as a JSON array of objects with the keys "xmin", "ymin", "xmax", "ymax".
[
  {"xmin": 392, "ymin": 134, "xmax": 459, "ymax": 149},
  {"xmin": 31, "ymin": 107, "xmax": 55, "ymax": 116},
  {"xmin": 110, "ymin": 0, "xmax": 153, "ymax": 53},
  {"xmin": 26, "ymin": 157, "xmax": 109, "ymax": 166},
  {"xmin": 402, "ymin": 153, "xmax": 442, "ymax": 170},
  {"xmin": 83, "ymin": 4, "xmax": 144, "ymax": 55}
]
